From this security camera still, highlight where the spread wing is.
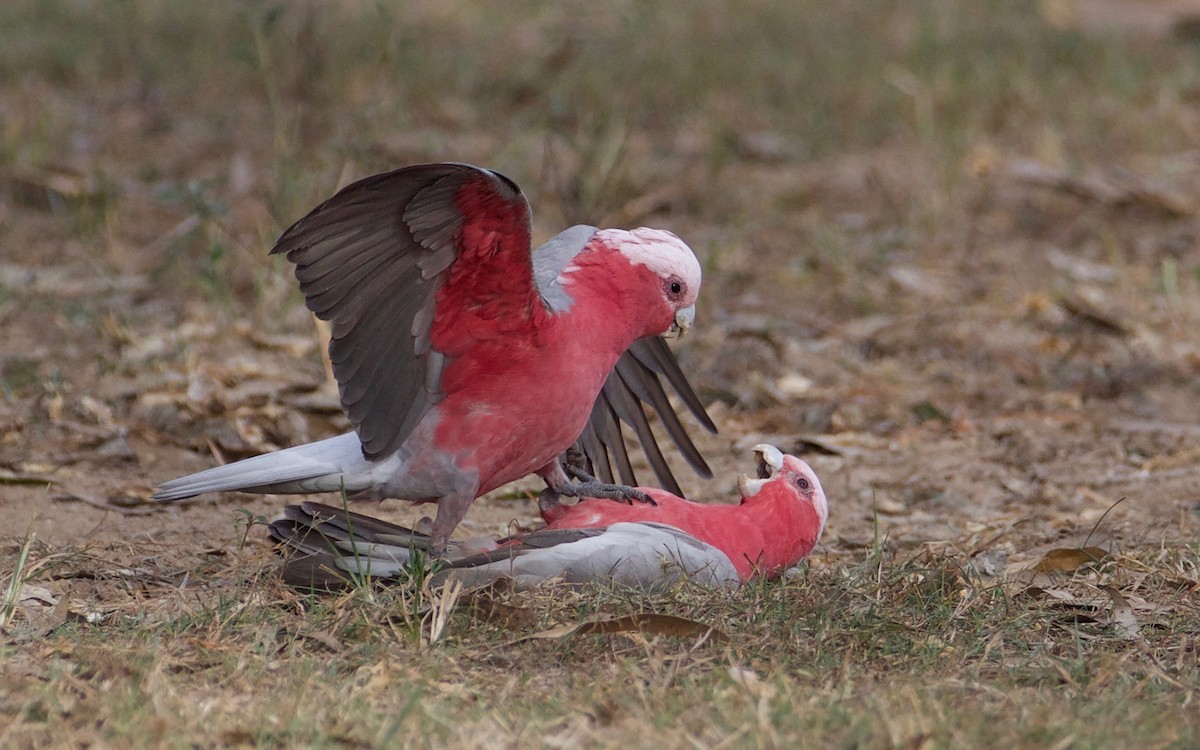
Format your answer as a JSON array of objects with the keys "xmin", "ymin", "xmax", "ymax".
[
  {"xmin": 271, "ymin": 163, "xmax": 537, "ymax": 460},
  {"xmin": 575, "ymin": 336, "xmax": 717, "ymax": 496}
]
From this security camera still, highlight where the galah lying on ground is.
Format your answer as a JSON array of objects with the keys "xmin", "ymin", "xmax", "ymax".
[
  {"xmin": 154, "ymin": 163, "xmax": 715, "ymax": 551},
  {"xmin": 269, "ymin": 445, "xmax": 828, "ymax": 590}
]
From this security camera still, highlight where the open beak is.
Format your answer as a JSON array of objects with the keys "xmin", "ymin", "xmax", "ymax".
[
  {"xmin": 737, "ymin": 444, "xmax": 784, "ymax": 497},
  {"xmin": 666, "ymin": 304, "xmax": 695, "ymax": 339}
]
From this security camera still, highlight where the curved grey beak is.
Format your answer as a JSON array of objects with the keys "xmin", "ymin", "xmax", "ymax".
[{"xmin": 667, "ymin": 304, "xmax": 695, "ymax": 339}]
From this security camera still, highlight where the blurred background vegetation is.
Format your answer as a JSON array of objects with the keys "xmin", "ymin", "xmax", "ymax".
[{"xmin": 6, "ymin": 0, "xmax": 1200, "ymax": 412}]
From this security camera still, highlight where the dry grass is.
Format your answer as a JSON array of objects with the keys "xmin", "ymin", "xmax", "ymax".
[
  {"xmin": 3, "ymin": 539, "xmax": 1198, "ymax": 747},
  {"xmin": 3, "ymin": 0, "xmax": 1200, "ymax": 747}
]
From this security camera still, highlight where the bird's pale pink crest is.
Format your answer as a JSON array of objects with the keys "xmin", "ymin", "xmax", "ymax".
[{"xmin": 594, "ymin": 227, "xmax": 702, "ymax": 308}]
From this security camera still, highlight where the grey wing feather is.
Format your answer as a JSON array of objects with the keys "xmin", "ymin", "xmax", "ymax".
[
  {"xmin": 575, "ymin": 393, "xmax": 634, "ymax": 485},
  {"xmin": 269, "ymin": 501, "xmax": 435, "ymax": 552},
  {"xmin": 576, "ymin": 337, "xmax": 717, "ymax": 496},
  {"xmin": 270, "ymin": 505, "xmax": 740, "ymax": 591},
  {"xmin": 444, "ymin": 528, "xmax": 607, "ymax": 568},
  {"xmin": 435, "ymin": 523, "xmax": 740, "ymax": 591},
  {"xmin": 271, "ymin": 163, "xmax": 531, "ymax": 461},
  {"xmin": 269, "ymin": 501, "xmax": 437, "ymax": 588}
]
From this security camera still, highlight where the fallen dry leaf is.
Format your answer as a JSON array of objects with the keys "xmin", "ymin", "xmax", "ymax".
[
  {"xmin": 16, "ymin": 583, "xmax": 58, "ymax": 610},
  {"xmin": 969, "ymin": 549, "xmax": 1009, "ymax": 578},
  {"xmin": 1100, "ymin": 585, "xmax": 1142, "ymax": 641},
  {"xmin": 1022, "ymin": 586, "xmax": 1106, "ymax": 611},
  {"xmin": 0, "ymin": 473, "xmax": 52, "ymax": 487},
  {"xmin": 506, "ymin": 612, "xmax": 728, "ymax": 646},
  {"xmin": 1031, "ymin": 547, "xmax": 1110, "ymax": 573},
  {"xmin": 461, "ymin": 580, "xmax": 538, "ymax": 630},
  {"xmin": 299, "ymin": 630, "xmax": 343, "ymax": 653}
]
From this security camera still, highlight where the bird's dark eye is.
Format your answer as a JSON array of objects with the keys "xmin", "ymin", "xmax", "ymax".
[
  {"xmin": 669, "ymin": 280, "xmax": 683, "ymax": 295},
  {"xmin": 795, "ymin": 476, "xmax": 811, "ymax": 492}
]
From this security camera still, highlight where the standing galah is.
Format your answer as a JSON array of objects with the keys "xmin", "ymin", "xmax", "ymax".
[
  {"xmin": 154, "ymin": 163, "xmax": 715, "ymax": 551},
  {"xmin": 269, "ymin": 445, "xmax": 828, "ymax": 590}
]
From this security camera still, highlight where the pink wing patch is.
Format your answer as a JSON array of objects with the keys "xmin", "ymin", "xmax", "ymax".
[{"xmin": 429, "ymin": 169, "xmax": 547, "ymax": 356}]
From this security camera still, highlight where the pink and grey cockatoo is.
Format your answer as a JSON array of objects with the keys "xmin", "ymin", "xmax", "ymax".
[
  {"xmin": 154, "ymin": 163, "xmax": 715, "ymax": 551},
  {"xmin": 269, "ymin": 445, "xmax": 828, "ymax": 590}
]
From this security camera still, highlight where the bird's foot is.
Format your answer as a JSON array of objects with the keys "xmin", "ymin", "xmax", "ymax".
[
  {"xmin": 537, "ymin": 487, "xmax": 567, "ymax": 515},
  {"xmin": 558, "ymin": 466, "xmax": 656, "ymax": 506},
  {"xmin": 574, "ymin": 481, "xmax": 656, "ymax": 506},
  {"xmin": 426, "ymin": 535, "xmax": 451, "ymax": 560}
]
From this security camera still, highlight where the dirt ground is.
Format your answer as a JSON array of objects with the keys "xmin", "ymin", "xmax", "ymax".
[
  {"xmin": 4, "ymin": 148, "xmax": 1200, "ymax": 575},
  {"xmin": 0, "ymin": 3, "xmax": 1196, "ymax": 576}
]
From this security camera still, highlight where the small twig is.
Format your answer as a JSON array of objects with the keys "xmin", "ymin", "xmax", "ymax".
[
  {"xmin": 426, "ymin": 578, "xmax": 463, "ymax": 646},
  {"xmin": 51, "ymin": 489, "xmax": 162, "ymax": 516}
]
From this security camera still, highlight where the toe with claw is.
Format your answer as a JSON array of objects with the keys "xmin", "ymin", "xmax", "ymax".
[
  {"xmin": 537, "ymin": 457, "xmax": 658, "ymax": 512},
  {"xmin": 562, "ymin": 464, "xmax": 656, "ymax": 506}
]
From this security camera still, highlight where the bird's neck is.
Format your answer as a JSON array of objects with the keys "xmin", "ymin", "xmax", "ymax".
[
  {"xmin": 556, "ymin": 250, "xmax": 661, "ymax": 354},
  {"xmin": 740, "ymin": 494, "xmax": 822, "ymax": 575}
]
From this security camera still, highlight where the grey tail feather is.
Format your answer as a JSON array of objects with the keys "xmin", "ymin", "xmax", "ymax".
[
  {"xmin": 270, "ymin": 503, "xmax": 585, "ymax": 593},
  {"xmin": 153, "ymin": 434, "xmax": 360, "ymax": 501},
  {"xmin": 269, "ymin": 501, "xmax": 435, "ymax": 590},
  {"xmin": 277, "ymin": 553, "xmax": 357, "ymax": 591}
]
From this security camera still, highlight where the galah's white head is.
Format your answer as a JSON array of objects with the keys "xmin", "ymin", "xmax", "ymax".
[
  {"xmin": 594, "ymin": 227, "xmax": 702, "ymax": 337},
  {"xmin": 737, "ymin": 444, "xmax": 829, "ymax": 537}
]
